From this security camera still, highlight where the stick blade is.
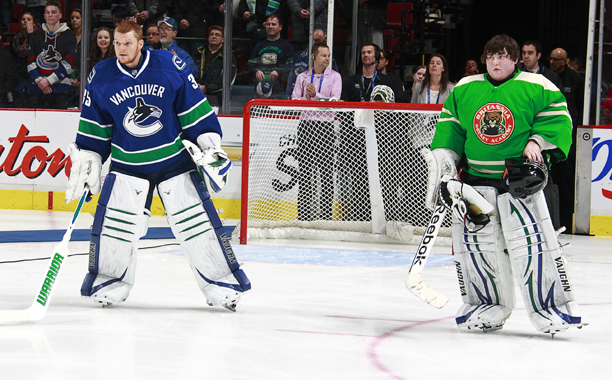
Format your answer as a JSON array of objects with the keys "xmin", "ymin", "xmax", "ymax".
[{"xmin": 406, "ymin": 273, "xmax": 449, "ymax": 309}]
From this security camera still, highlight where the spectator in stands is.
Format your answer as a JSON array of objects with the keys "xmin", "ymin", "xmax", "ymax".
[
  {"xmin": 69, "ymin": 9, "xmax": 82, "ymax": 102},
  {"xmin": 0, "ymin": 30, "xmax": 18, "ymax": 107},
  {"xmin": 411, "ymin": 53, "xmax": 454, "ymax": 104},
  {"xmin": 463, "ymin": 59, "xmax": 479, "ymax": 77},
  {"xmin": 89, "ymin": 27, "xmax": 114, "ymax": 73},
  {"xmin": 1, "ymin": 0, "xmax": 12, "ymax": 34},
  {"xmin": 287, "ymin": 0, "xmax": 328, "ymax": 46},
  {"xmin": 377, "ymin": 48, "xmax": 408, "ymax": 102},
  {"xmin": 520, "ymin": 39, "xmax": 562, "ymax": 89},
  {"xmin": 341, "ymin": 43, "xmax": 399, "ymax": 102},
  {"xmin": 194, "ymin": 25, "xmax": 237, "ymax": 109},
  {"xmin": 238, "ymin": 0, "xmax": 290, "ymax": 47},
  {"xmin": 10, "ymin": 11, "xmax": 37, "ymax": 108},
  {"xmin": 167, "ymin": 0, "xmax": 209, "ymax": 56},
  {"xmin": 291, "ymin": 42, "xmax": 341, "ymax": 221},
  {"xmin": 248, "ymin": 13, "xmax": 294, "ymax": 99},
  {"xmin": 27, "ymin": 0, "xmax": 77, "ymax": 109},
  {"xmin": 210, "ymin": 0, "xmax": 245, "ymax": 35},
  {"xmin": 406, "ymin": 64, "xmax": 426, "ymax": 101},
  {"xmin": 153, "ymin": 16, "xmax": 198, "ymax": 77},
  {"xmin": 568, "ymin": 56, "xmax": 585, "ymax": 76},
  {"xmin": 112, "ymin": 5, "xmax": 133, "ymax": 28},
  {"xmin": 126, "ymin": 0, "xmax": 168, "ymax": 26},
  {"xmin": 285, "ymin": 29, "xmax": 338, "ymax": 99},
  {"xmin": 548, "ymin": 47, "xmax": 585, "ymax": 231},
  {"xmin": 22, "ymin": 0, "xmax": 47, "ymax": 27},
  {"xmin": 144, "ymin": 23, "xmax": 161, "ymax": 49}
]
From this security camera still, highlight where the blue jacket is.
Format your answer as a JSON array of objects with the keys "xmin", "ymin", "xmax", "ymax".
[{"xmin": 149, "ymin": 40, "xmax": 197, "ymax": 78}]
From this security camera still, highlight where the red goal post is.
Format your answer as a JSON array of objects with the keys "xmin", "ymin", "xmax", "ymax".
[{"xmin": 237, "ymin": 99, "xmax": 451, "ymax": 245}]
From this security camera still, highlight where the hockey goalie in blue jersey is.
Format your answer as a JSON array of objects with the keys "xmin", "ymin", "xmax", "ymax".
[{"xmin": 64, "ymin": 21, "xmax": 250, "ymax": 312}]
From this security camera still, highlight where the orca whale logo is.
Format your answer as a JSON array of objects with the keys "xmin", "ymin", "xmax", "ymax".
[
  {"xmin": 122, "ymin": 97, "xmax": 164, "ymax": 137},
  {"xmin": 36, "ymin": 45, "xmax": 62, "ymax": 71}
]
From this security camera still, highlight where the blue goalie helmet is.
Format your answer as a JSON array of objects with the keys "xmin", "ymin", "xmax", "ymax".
[
  {"xmin": 256, "ymin": 80, "xmax": 273, "ymax": 98},
  {"xmin": 501, "ymin": 157, "xmax": 548, "ymax": 198}
]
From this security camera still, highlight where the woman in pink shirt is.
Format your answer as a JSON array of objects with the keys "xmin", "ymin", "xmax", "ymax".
[{"xmin": 292, "ymin": 42, "xmax": 342, "ymax": 221}]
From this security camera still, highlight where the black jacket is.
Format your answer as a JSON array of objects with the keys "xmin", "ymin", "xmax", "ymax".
[
  {"xmin": 0, "ymin": 48, "xmax": 18, "ymax": 103},
  {"xmin": 557, "ymin": 66, "xmax": 584, "ymax": 127},
  {"xmin": 194, "ymin": 45, "xmax": 237, "ymax": 106},
  {"xmin": 341, "ymin": 71, "xmax": 404, "ymax": 102}
]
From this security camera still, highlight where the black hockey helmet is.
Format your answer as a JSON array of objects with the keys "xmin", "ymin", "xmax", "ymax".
[{"xmin": 501, "ymin": 157, "xmax": 548, "ymax": 199}]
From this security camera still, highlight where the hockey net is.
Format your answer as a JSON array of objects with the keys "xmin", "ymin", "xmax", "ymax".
[{"xmin": 236, "ymin": 99, "xmax": 452, "ymax": 245}]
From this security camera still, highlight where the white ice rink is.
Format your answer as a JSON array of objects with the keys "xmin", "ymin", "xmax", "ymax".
[{"xmin": 0, "ymin": 210, "xmax": 611, "ymax": 380}]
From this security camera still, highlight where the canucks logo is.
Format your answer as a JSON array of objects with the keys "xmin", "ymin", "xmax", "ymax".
[
  {"xmin": 122, "ymin": 97, "xmax": 163, "ymax": 137},
  {"xmin": 36, "ymin": 45, "xmax": 62, "ymax": 71},
  {"xmin": 172, "ymin": 55, "xmax": 186, "ymax": 71}
]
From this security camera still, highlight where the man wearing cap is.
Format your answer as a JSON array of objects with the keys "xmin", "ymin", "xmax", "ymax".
[{"xmin": 153, "ymin": 16, "xmax": 197, "ymax": 77}]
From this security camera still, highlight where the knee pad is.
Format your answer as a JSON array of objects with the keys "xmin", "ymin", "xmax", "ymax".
[
  {"xmin": 81, "ymin": 172, "xmax": 150, "ymax": 305},
  {"xmin": 498, "ymin": 190, "xmax": 582, "ymax": 333},
  {"xmin": 453, "ymin": 186, "xmax": 515, "ymax": 330},
  {"xmin": 159, "ymin": 171, "xmax": 250, "ymax": 301}
]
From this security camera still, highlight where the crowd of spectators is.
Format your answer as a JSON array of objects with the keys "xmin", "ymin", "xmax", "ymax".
[{"xmin": 0, "ymin": 0, "xmax": 593, "ymax": 118}]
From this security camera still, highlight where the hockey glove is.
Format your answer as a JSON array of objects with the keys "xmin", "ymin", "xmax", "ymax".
[
  {"xmin": 183, "ymin": 133, "xmax": 232, "ymax": 192},
  {"xmin": 422, "ymin": 148, "xmax": 459, "ymax": 210},
  {"xmin": 439, "ymin": 176, "xmax": 495, "ymax": 232},
  {"xmin": 65, "ymin": 143, "xmax": 102, "ymax": 203}
]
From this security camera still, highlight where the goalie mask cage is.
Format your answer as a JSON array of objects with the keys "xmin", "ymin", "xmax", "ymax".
[{"xmin": 237, "ymin": 99, "xmax": 452, "ymax": 245}]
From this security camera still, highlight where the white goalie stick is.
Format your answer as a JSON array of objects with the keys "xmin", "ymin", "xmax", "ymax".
[
  {"xmin": 0, "ymin": 189, "xmax": 89, "ymax": 324},
  {"xmin": 406, "ymin": 178, "xmax": 495, "ymax": 309},
  {"xmin": 405, "ymin": 203, "xmax": 449, "ymax": 309}
]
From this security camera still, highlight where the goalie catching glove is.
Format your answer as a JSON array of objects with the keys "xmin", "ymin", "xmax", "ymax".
[
  {"xmin": 183, "ymin": 133, "xmax": 232, "ymax": 192},
  {"xmin": 65, "ymin": 143, "xmax": 102, "ymax": 203}
]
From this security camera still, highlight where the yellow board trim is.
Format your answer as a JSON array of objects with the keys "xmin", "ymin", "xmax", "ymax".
[{"xmin": 0, "ymin": 190, "xmax": 241, "ymax": 219}]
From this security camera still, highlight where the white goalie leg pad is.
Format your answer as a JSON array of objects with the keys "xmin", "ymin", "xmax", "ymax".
[
  {"xmin": 498, "ymin": 190, "xmax": 582, "ymax": 334},
  {"xmin": 453, "ymin": 186, "xmax": 515, "ymax": 331},
  {"xmin": 159, "ymin": 172, "xmax": 246, "ymax": 309},
  {"xmin": 81, "ymin": 172, "xmax": 150, "ymax": 306}
]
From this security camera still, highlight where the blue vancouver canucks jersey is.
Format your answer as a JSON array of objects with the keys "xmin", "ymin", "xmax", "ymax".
[{"xmin": 76, "ymin": 49, "xmax": 221, "ymax": 173}]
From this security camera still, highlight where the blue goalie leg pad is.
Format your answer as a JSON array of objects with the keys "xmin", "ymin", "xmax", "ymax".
[
  {"xmin": 189, "ymin": 171, "xmax": 251, "ymax": 291},
  {"xmin": 81, "ymin": 173, "xmax": 117, "ymax": 296}
]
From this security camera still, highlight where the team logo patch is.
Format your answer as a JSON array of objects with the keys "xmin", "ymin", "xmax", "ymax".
[
  {"xmin": 473, "ymin": 102, "xmax": 514, "ymax": 145},
  {"xmin": 172, "ymin": 55, "xmax": 186, "ymax": 71},
  {"xmin": 122, "ymin": 97, "xmax": 164, "ymax": 137},
  {"xmin": 87, "ymin": 68, "xmax": 96, "ymax": 84},
  {"xmin": 36, "ymin": 45, "xmax": 62, "ymax": 71}
]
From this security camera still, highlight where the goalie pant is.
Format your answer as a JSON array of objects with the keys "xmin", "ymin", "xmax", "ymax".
[
  {"xmin": 81, "ymin": 156, "xmax": 250, "ymax": 307},
  {"xmin": 453, "ymin": 185, "xmax": 581, "ymax": 334}
]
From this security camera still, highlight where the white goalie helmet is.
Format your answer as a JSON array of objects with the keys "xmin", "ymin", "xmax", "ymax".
[{"xmin": 370, "ymin": 85, "xmax": 395, "ymax": 103}]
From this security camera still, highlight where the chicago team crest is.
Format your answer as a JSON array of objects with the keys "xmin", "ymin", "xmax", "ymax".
[
  {"xmin": 473, "ymin": 102, "xmax": 514, "ymax": 144},
  {"xmin": 122, "ymin": 97, "xmax": 163, "ymax": 137}
]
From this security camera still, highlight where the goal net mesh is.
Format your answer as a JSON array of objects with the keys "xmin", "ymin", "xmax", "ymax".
[{"xmin": 237, "ymin": 100, "xmax": 452, "ymax": 245}]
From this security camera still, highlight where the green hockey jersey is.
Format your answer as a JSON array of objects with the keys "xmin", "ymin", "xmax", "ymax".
[{"xmin": 431, "ymin": 71, "xmax": 572, "ymax": 179}]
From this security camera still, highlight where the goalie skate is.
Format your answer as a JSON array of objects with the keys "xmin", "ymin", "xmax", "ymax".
[
  {"xmin": 456, "ymin": 303, "xmax": 511, "ymax": 332},
  {"xmin": 203, "ymin": 283, "xmax": 240, "ymax": 312}
]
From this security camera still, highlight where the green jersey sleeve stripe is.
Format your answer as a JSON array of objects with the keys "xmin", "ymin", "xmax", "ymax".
[
  {"xmin": 78, "ymin": 119, "xmax": 112, "ymax": 139},
  {"xmin": 182, "ymin": 109, "xmax": 215, "ymax": 130},
  {"xmin": 536, "ymin": 110, "xmax": 572, "ymax": 120},
  {"xmin": 178, "ymin": 99, "xmax": 213, "ymax": 129}
]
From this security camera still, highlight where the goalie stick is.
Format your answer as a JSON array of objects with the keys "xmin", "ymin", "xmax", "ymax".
[
  {"xmin": 405, "ymin": 203, "xmax": 449, "ymax": 309},
  {"xmin": 0, "ymin": 189, "xmax": 89, "ymax": 324}
]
